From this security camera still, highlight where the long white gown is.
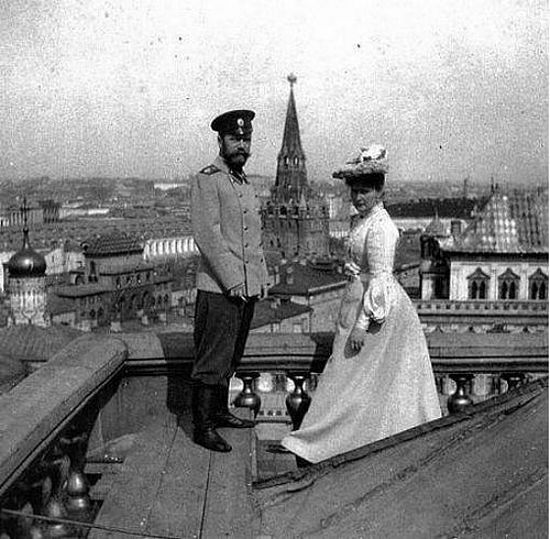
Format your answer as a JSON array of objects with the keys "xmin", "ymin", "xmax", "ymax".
[{"xmin": 281, "ymin": 203, "xmax": 442, "ymax": 463}]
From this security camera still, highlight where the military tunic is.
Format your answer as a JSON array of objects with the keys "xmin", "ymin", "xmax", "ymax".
[
  {"xmin": 190, "ymin": 155, "xmax": 268, "ymax": 385},
  {"xmin": 191, "ymin": 155, "xmax": 268, "ymax": 296}
]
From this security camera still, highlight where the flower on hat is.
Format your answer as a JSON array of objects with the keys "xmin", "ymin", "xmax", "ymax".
[{"xmin": 332, "ymin": 143, "xmax": 389, "ymax": 179}]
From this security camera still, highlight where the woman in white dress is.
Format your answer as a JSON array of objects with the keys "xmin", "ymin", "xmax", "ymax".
[{"xmin": 281, "ymin": 144, "xmax": 442, "ymax": 464}]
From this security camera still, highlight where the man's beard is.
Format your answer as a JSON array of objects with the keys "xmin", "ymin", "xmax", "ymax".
[{"xmin": 221, "ymin": 146, "xmax": 249, "ymax": 171}]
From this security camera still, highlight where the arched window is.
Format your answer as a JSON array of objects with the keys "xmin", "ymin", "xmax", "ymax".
[
  {"xmin": 529, "ymin": 269, "xmax": 548, "ymax": 300},
  {"xmin": 467, "ymin": 268, "xmax": 489, "ymax": 299},
  {"xmin": 498, "ymin": 268, "xmax": 520, "ymax": 300}
]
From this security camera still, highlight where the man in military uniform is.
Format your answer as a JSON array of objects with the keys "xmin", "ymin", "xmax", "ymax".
[{"xmin": 190, "ymin": 109, "xmax": 268, "ymax": 452}]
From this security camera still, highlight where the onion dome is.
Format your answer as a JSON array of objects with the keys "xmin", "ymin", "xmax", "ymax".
[{"xmin": 7, "ymin": 227, "xmax": 47, "ymax": 278}]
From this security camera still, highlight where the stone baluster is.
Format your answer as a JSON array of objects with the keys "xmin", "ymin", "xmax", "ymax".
[
  {"xmin": 234, "ymin": 373, "xmax": 261, "ymax": 416},
  {"xmin": 44, "ymin": 450, "xmax": 72, "ymax": 538},
  {"xmin": 285, "ymin": 373, "xmax": 311, "ymax": 431},
  {"xmin": 500, "ymin": 372, "xmax": 527, "ymax": 393},
  {"xmin": 43, "ymin": 497, "xmax": 71, "ymax": 537},
  {"xmin": 447, "ymin": 374, "xmax": 474, "ymax": 414},
  {"xmin": 60, "ymin": 430, "xmax": 92, "ymax": 523},
  {"xmin": 65, "ymin": 470, "xmax": 92, "ymax": 523}
]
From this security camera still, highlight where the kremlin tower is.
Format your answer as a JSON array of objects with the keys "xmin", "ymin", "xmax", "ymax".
[{"xmin": 262, "ymin": 75, "xmax": 330, "ymax": 260}]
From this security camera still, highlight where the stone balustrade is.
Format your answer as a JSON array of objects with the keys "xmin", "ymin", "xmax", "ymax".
[
  {"xmin": 415, "ymin": 298, "xmax": 548, "ymax": 332},
  {"xmin": 415, "ymin": 299, "xmax": 548, "ymax": 313},
  {"xmin": 0, "ymin": 335, "xmax": 126, "ymax": 537},
  {"xmin": 0, "ymin": 330, "xmax": 547, "ymax": 536}
]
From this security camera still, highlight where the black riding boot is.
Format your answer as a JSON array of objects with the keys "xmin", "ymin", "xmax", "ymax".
[
  {"xmin": 213, "ymin": 384, "xmax": 255, "ymax": 429},
  {"xmin": 192, "ymin": 384, "xmax": 232, "ymax": 452}
]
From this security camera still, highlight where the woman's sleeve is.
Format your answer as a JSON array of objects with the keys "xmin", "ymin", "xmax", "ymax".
[{"xmin": 355, "ymin": 218, "xmax": 398, "ymax": 330}]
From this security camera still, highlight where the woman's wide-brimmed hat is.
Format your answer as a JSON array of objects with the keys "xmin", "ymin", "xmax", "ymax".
[{"xmin": 332, "ymin": 144, "xmax": 388, "ymax": 180}]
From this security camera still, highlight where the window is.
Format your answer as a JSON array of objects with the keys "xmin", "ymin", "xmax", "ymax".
[
  {"xmin": 529, "ymin": 269, "xmax": 548, "ymax": 300},
  {"xmin": 498, "ymin": 268, "xmax": 520, "ymax": 300},
  {"xmin": 467, "ymin": 268, "xmax": 489, "ymax": 299}
]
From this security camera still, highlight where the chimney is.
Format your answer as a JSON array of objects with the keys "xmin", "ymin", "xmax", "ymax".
[
  {"xmin": 286, "ymin": 266, "xmax": 294, "ymax": 285},
  {"xmin": 451, "ymin": 220, "xmax": 462, "ymax": 237}
]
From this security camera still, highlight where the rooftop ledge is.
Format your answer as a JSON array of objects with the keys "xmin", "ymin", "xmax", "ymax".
[
  {"xmin": 0, "ymin": 330, "xmax": 547, "ymax": 536},
  {"xmin": 1, "ymin": 330, "xmax": 547, "ymax": 489}
]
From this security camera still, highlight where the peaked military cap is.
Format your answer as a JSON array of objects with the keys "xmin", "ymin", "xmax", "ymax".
[{"xmin": 211, "ymin": 109, "xmax": 255, "ymax": 135}]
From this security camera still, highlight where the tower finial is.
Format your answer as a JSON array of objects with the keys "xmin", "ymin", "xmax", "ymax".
[
  {"xmin": 19, "ymin": 196, "xmax": 32, "ymax": 250},
  {"xmin": 287, "ymin": 73, "xmax": 297, "ymax": 87},
  {"xmin": 21, "ymin": 196, "xmax": 29, "ymax": 233}
]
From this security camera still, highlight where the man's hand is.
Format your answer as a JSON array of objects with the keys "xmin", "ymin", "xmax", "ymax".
[
  {"xmin": 348, "ymin": 326, "xmax": 366, "ymax": 352},
  {"xmin": 228, "ymin": 283, "xmax": 248, "ymax": 302}
]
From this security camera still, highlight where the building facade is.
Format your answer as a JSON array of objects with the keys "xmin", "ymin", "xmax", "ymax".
[
  {"xmin": 54, "ymin": 231, "xmax": 172, "ymax": 330},
  {"xmin": 418, "ymin": 187, "xmax": 548, "ymax": 334}
]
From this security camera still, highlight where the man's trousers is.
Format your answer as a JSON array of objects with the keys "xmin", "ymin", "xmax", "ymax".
[{"xmin": 192, "ymin": 289, "xmax": 256, "ymax": 386}]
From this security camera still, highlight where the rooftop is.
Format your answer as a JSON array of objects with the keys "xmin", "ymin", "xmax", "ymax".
[
  {"xmin": 82, "ymin": 231, "xmax": 144, "ymax": 257},
  {"xmin": 0, "ymin": 323, "xmax": 83, "ymax": 363},
  {"xmin": 269, "ymin": 261, "xmax": 347, "ymax": 296},
  {"xmin": 444, "ymin": 188, "xmax": 549, "ymax": 254},
  {"xmin": 250, "ymin": 298, "xmax": 312, "ymax": 329},
  {"xmin": 0, "ymin": 331, "xmax": 546, "ymax": 537}
]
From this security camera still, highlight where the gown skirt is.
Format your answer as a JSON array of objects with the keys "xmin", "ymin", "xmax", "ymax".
[{"xmin": 281, "ymin": 275, "xmax": 442, "ymax": 464}]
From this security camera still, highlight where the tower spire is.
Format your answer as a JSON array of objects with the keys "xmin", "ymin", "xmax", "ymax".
[{"xmin": 273, "ymin": 74, "xmax": 308, "ymax": 203}]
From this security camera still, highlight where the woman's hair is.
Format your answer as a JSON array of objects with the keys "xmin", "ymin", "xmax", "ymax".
[{"xmin": 345, "ymin": 172, "xmax": 385, "ymax": 192}]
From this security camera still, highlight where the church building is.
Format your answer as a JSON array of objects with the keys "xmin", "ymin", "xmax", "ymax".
[{"xmin": 6, "ymin": 207, "xmax": 48, "ymax": 327}]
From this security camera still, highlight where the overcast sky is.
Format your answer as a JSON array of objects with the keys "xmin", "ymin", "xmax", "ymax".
[{"xmin": 1, "ymin": 0, "xmax": 547, "ymax": 186}]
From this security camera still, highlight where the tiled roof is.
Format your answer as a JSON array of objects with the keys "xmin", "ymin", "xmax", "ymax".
[
  {"xmin": 0, "ymin": 324, "xmax": 84, "ymax": 362},
  {"xmin": 445, "ymin": 188, "xmax": 548, "ymax": 254},
  {"xmin": 82, "ymin": 231, "xmax": 143, "ymax": 256},
  {"xmin": 269, "ymin": 261, "xmax": 347, "ymax": 296},
  {"xmin": 251, "ymin": 299, "xmax": 311, "ymax": 329}
]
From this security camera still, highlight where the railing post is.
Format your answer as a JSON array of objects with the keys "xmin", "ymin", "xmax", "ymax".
[
  {"xmin": 60, "ymin": 428, "xmax": 93, "ymax": 524},
  {"xmin": 65, "ymin": 470, "xmax": 92, "ymax": 522},
  {"xmin": 447, "ymin": 374, "xmax": 474, "ymax": 414},
  {"xmin": 234, "ymin": 372, "xmax": 262, "ymax": 416},
  {"xmin": 285, "ymin": 373, "xmax": 311, "ymax": 431}
]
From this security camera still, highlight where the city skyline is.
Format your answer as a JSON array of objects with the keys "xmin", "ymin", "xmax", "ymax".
[{"xmin": 1, "ymin": 0, "xmax": 547, "ymax": 186}]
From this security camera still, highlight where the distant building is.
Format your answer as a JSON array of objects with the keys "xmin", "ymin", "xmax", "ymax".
[
  {"xmin": 250, "ymin": 297, "xmax": 312, "ymax": 334},
  {"xmin": 387, "ymin": 197, "xmax": 481, "ymax": 233},
  {"xmin": 262, "ymin": 75, "xmax": 330, "ymax": 260},
  {"xmin": 418, "ymin": 186, "xmax": 548, "ymax": 333},
  {"xmin": 268, "ymin": 260, "xmax": 347, "ymax": 333},
  {"xmin": 0, "ymin": 199, "xmax": 60, "ymax": 230},
  {"xmin": 5, "ymin": 208, "xmax": 49, "ymax": 327},
  {"xmin": 143, "ymin": 235, "xmax": 198, "ymax": 260},
  {"xmin": 53, "ymin": 231, "xmax": 172, "ymax": 331}
]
